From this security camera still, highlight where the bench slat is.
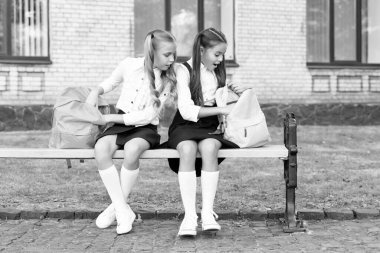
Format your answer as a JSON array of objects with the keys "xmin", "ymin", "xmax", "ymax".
[{"xmin": 0, "ymin": 145, "xmax": 288, "ymax": 159}]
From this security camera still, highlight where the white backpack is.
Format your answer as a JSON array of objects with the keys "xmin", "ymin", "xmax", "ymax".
[
  {"xmin": 49, "ymin": 87, "xmax": 109, "ymax": 149},
  {"xmin": 215, "ymin": 87, "xmax": 271, "ymax": 148}
]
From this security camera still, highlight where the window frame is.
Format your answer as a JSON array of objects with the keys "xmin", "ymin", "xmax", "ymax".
[
  {"xmin": 164, "ymin": 0, "xmax": 238, "ymax": 67},
  {"xmin": 307, "ymin": 0, "xmax": 380, "ymax": 68},
  {"xmin": 0, "ymin": 0, "xmax": 51, "ymax": 64}
]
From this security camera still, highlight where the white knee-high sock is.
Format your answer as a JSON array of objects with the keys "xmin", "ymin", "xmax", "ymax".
[
  {"xmin": 201, "ymin": 170, "xmax": 219, "ymax": 213},
  {"xmin": 178, "ymin": 171, "xmax": 197, "ymax": 218},
  {"xmin": 120, "ymin": 166, "xmax": 139, "ymax": 202},
  {"xmin": 98, "ymin": 165, "xmax": 129, "ymax": 213}
]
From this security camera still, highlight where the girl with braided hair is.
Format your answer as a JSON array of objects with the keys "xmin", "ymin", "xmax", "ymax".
[{"xmin": 86, "ymin": 30, "xmax": 177, "ymax": 235}]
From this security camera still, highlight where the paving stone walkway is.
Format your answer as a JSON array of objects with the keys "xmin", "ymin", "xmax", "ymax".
[{"xmin": 1, "ymin": 218, "xmax": 380, "ymax": 252}]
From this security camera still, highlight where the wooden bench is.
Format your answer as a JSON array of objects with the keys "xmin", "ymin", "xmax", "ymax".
[{"xmin": 0, "ymin": 113, "xmax": 305, "ymax": 232}]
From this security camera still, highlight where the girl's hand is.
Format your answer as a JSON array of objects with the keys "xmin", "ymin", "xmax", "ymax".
[
  {"xmin": 228, "ymin": 82, "xmax": 253, "ymax": 95},
  {"xmin": 99, "ymin": 114, "xmax": 115, "ymax": 127},
  {"xmin": 86, "ymin": 87, "xmax": 101, "ymax": 107},
  {"xmin": 220, "ymin": 103, "xmax": 235, "ymax": 115}
]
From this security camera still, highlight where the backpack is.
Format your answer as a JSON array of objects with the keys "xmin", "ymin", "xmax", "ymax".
[
  {"xmin": 49, "ymin": 86, "xmax": 109, "ymax": 149},
  {"xmin": 215, "ymin": 87, "xmax": 271, "ymax": 148}
]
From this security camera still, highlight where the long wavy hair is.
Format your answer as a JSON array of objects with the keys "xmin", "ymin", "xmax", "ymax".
[
  {"xmin": 190, "ymin": 27, "xmax": 227, "ymax": 106},
  {"xmin": 143, "ymin": 29, "xmax": 177, "ymax": 108}
]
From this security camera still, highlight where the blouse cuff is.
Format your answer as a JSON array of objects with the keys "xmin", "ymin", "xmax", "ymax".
[
  {"xmin": 180, "ymin": 105, "xmax": 201, "ymax": 122},
  {"xmin": 122, "ymin": 107, "xmax": 157, "ymax": 126},
  {"xmin": 99, "ymin": 80, "xmax": 113, "ymax": 94}
]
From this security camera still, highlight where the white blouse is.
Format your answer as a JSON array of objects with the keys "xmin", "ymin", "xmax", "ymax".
[
  {"xmin": 176, "ymin": 59, "xmax": 219, "ymax": 122},
  {"xmin": 99, "ymin": 57, "xmax": 171, "ymax": 126}
]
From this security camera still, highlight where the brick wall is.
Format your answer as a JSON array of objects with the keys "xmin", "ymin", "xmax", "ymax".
[
  {"xmin": 230, "ymin": 0, "xmax": 380, "ymax": 104},
  {"xmin": 1, "ymin": 0, "xmax": 379, "ymax": 109},
  {"xmin": 0, "ymin": 0, "xmax": 133, "ymax": 105}
]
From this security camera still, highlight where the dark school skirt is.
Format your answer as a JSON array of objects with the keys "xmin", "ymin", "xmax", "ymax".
[
  {"xmin": 96, "ymin": 110, "xmax": 160, "ymax": 149},
  {"xmin": 166, "ymin": 109, "xmax": 238, "ymax": 177}
]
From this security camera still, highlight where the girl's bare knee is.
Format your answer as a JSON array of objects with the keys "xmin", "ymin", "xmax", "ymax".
[
  {"xmin": 177, "ymin": 141, "xmax": 197, "ymax": 157},
  {"xmin": 94, "ymin": 137, "xmax": 116, "ymax": 170},
  {"xmin": 198, "ymin": 139, "xmax": 221, "ymax": 156},
  {"xmin": 94, "ymin": 148, "xmax": 113, "ymax": 169},
  {"xmin": 177, "ymin": 141, "xmax": 197, "ymax": 172},
  {"xmin": 122, "ymin": 154, "xmax": 139, "ymax": 169},
  {"xmin": 198, "ymin": 139, "xmax": 220, "ymax": 170},
  {"xmin": 122, "ymin": 139, "xmax": 149, "ymax": 168}
]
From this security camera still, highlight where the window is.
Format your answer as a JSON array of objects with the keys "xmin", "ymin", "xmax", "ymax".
[
  {"xmin": 0, "ymin": 0, "xmax": 50, "ymax": 63},
  {"xmin": 134, "ymin": 0, "xmax": 236, "ymax": 63},
  {"xmin": 307, "ymin": 0, "xmax": 380, "ymax": 66}
]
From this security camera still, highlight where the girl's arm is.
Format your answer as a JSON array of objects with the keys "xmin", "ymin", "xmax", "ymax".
[
  {"xmin": 198, "ymin": 104, "xmax": 233, "ymax": 118},
  {"xmin": 102, "ymin": 105, "xmax": 158, "ymax": 126},
  {"xmin": 103, "ymin": 91, "xmax": 159, "ymax": 126},
  {"xmin": 86, "ymin": 59, "xmax": 127, "ymax": 106},
  {"xmin": 86, "ymin": 86, "xmax": 104, "ymax": 106},
  {"xmin": 103, "ymin": 114, "xmax": 123, "ymax": 124},
  {"xmin": 98, "ymin": 60, "xmax": 125, "ymax": 94},
  {"xmin": 176, "ymin": 65, "xmax": 231, "ymax": 121}
]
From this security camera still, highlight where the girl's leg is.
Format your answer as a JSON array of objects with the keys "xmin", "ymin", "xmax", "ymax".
[
  {"xmin": 94, "ymin": 135, "xmax": 132, "ymax": 234},
  {"xmin": 94, "ymin": 135, "xmax": 118, "ymax": 170},
  {"xmin": 198, "ymin": 138, "xmax": 222, "ymax": 232},
  {"xmin": 177, "ymin": 140, "xmax": 198, "ymax": 236},
  {"xmin": 122, "ymin": 137, "xmax": 150, "ymax": 171},
  {"xmin": 95, "ymin": 137, "xmax": 149, "ymax": 230},
  {"xmin": 119, "ymin": 138, "xmax": 151, "ymax": 216}
]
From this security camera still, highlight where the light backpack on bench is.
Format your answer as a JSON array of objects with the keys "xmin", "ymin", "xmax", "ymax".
[
  {"xmin": 49, "ymin": 86, "xmax": 109, "ymax": 149},
  {"xmin": 215, "ymin": 87, "xmax": 271, "ymax": 148}
]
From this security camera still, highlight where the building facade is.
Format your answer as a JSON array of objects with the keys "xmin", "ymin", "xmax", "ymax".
[{"xmin": 0, "ymin": 0, "xmax": 380, "ymax": 130}]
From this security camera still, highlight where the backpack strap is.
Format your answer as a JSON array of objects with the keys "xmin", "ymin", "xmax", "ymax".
[{"xmin": 182, "ymin": 62, "xmax": 192, "ymax": 75}]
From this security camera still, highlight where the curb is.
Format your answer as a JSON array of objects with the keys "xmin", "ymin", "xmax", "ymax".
[{"xmin": 1, "ymin": 208, "xmax": 379, "ymax": 221}]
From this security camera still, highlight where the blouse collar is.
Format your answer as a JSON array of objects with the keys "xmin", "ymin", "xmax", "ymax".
[
  {"xmin": 187, "ymin": 58, "xmax": 211, "ymax": 72},
  {"xmin": 200, "ymin": 61, "xmax": 213, "ymax": 73}
]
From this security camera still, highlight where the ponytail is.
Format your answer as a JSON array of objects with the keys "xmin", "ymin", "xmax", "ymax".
[
  {"xmin": 189, "ymin": 28, "xmax": 227, "ymax": 106},
  {"xmin": 143, "ymin": 30, "xmax": 177, "ymax": 109},
  {"xmin": 144, "ymin": 31, "xmax": 161, "ymax": 108},
  {"xmin": 190, "ymin": 34, "xmax": 204, "ymax": 106}
]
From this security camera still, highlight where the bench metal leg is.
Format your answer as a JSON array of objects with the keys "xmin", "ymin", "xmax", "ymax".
[
  {"xmin": 283, "ymin": 113, "xmax": 306, "ymax": 233},
  {"xmin": 66, "ymin": 159, "xmax": 72, "ymax": 169},
  {"xmin": 65, "ymin": 159, "xmax": 84, "ymax": 168}
]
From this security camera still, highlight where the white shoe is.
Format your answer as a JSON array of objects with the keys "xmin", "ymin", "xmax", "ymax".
[
  {"xmin": 96, "ymin": 204, "xmax": 116, "ymax": 229},
  {"xmin": 96, "ymin": 204, "xmax": 136, "ymax": 232},
  {"xmin": 201, "ymin": 211, "xmax": 221, "ymax": 232},
  {"xmin": 116, "ymin": 205, "xmax": 136, "ymax": 235},
  {"xmin": 178, "ymin": 215, "xmax": 198, "ymax": 236}
]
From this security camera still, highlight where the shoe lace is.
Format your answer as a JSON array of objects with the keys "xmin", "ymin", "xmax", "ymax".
[
  {"xmin": 202, "ymin": 210, "xmax": 219, "ymax": 221},
  {"xmin": 211, "ymin": 210, "xmax": 218, "ymax": 220}
]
